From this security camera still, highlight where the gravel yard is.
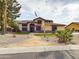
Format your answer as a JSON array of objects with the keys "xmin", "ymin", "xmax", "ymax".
[
  {"xmin": 0, "ymin": 34, "xmax": 56, "ymax": 48},
  {"xmin": 0, "ymin": 33, "xmax": 79, "ymax": 48}
]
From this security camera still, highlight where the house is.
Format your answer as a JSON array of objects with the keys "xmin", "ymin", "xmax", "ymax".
[
  {"xmin": 53, "ymin": 23, "xmax": 66, "ymax": 31},
  {"xmin": 17, "ymin": 17, "xmax": 66, "ymax": 32},
  {"xmin": 65, "ymin": 22, "xmax": 79, "ymax": 32}
]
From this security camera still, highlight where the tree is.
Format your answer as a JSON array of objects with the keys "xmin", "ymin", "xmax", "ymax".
[
  {"xmin": 8, "ymin": 20, "xmax": 19, "ymax": 31},
  {"xmin": 7, "ymin": 0, "xmax": 21, "ymax": 31},
  {"xmin": 0, "ymin": 0, "xmax": 7, "ymax": 34},
  {"xmin": 56, "ymin": 29, "xmax": 74, "ymax": 44},
  {"xmin": 0, "ymin": 0, "xmax": 4, "ymax": 31},
  {"xmin": 0, "ymin": 0, "xmax": 21, "ymax": 34},
  {"xmin": 7, "ymin": 0, "xmax": 21, "ymax": 20}
]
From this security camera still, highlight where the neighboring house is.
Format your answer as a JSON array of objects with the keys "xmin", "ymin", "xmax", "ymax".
[
  {"xmin": 53, "ymin": 23, "xmax": 66, "ymax": 31},
  {"xmin": 17, "ymin": 17, "xmax": 66, "ymax": 32},
  {"xmin": 66, "ymin": 22, "xmax": 79, "ymax": 32}
]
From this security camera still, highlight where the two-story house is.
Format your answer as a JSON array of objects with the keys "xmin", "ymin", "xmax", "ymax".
[{"xmin": 17, "ymin": 17, "xmax": 65, "ymax": 32}]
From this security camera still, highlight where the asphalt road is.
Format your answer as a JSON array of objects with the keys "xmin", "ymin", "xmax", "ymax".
[{"xmin": 0, "ymin": 50, "xmax": 79, "ymax": 59}]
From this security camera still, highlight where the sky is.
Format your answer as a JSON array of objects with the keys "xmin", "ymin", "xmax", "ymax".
[{"xmin": 17, "ymin": 0, "xmax": 79, "ymax": 24}]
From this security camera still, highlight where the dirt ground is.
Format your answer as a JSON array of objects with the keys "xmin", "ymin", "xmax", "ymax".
[{"xmin": 0, "ymin": 33, "xmax": 79, "ymax": 48}]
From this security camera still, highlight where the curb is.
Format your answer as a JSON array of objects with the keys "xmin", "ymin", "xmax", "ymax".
[{"xmin": 0, "ymin": 45, "xmax": 79, "ymax": 54}]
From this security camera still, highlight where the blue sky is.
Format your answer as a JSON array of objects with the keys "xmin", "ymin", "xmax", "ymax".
[{"xmin": 17, "ymin": 0, "xmax": 79, "ymax": 24}]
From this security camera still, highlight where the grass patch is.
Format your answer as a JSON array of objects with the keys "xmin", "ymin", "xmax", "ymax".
[
  {"xmin": 34, "ymin": 33, "xmax": 56, "ymax": 37},
  {"xmin": 16, "ymin": 32, "xmax": 30, "ymax": 34}
]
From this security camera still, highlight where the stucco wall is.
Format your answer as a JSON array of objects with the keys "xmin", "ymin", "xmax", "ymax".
[
  {"xmin": 34, "ymin": 19, "xmax": 44, "ymax": 31},
  {"xmin": 57, "ymin": 26, "xmax": 65, "ymax": 31},
  {"xmin": 43, "ymin": 22, "xmax": 52, "ymax": 31},
  {"xmin": 34, "ymin": 19, "xmax": 52, "ymax": 32}
]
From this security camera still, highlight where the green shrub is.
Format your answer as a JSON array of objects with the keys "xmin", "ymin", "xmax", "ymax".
[{"xmin": 56, "ymin": 29, "xmax": 74, "ymax": 44}]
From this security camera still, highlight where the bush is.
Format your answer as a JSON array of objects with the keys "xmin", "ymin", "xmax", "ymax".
[{"xmin": 56, "ymin": 29, "xmax": 74, "ymax": 44}]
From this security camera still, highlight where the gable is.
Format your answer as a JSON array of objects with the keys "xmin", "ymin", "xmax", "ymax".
[
  {"xmin": 33, "ymin": 17, "xmax": 53, "ymax": 23},
  {"xmin": 33, "ymin": 17, "xmax": 45, "ymax": 22}
]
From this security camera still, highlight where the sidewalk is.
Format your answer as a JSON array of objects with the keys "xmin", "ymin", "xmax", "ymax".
[{"xmin": 0, "ymin": 45, "xmax": 79, "ymax": 54}]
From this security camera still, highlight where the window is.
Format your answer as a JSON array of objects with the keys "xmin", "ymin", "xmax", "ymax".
[
  {"xmin": 22, "ymin": 28, "xmax": 27, "ymax": 31},
  {"xmin": 22, "ymin": 23, "xmax": 27, "ymax": 26},
  {"xmin": 37, "ymin": 20, "xmax": 42, "ymax": 24}
]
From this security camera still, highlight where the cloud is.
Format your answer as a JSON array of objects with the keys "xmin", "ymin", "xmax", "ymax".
[{"xmin": 17, "ymin": 0, "xmax": 79, "ymax": 24}]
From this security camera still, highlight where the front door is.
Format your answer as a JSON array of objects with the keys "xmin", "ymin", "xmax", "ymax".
[
  {"xmin": 36, "ymin": 25, "xmax": 41, "ymax": 32},
  {"xmin": 52, "ymin": 25, "xmax": 57, "ymax": 32},
  {"xmin": 30, "ymin": 24, "xmax": 35, "ymax": 32}
]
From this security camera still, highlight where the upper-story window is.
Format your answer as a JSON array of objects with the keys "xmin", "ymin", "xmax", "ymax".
[
  {"xmin": 22, "ymin": 23, "xmax": 27, "ymax": 26},
  {"xmin": 37, "ymin": 20, "xmax": 42, "ymax": 24}
]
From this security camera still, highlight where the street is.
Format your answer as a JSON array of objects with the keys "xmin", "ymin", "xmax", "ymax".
[{"xmin": 0, "ymin": 50, "xmax": 79, "ymax": 59}]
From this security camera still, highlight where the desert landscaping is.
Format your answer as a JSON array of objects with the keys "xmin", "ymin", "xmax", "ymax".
[{"xmin": 0, "ymin": 32, "xmax": 78, "ymax": 48}]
